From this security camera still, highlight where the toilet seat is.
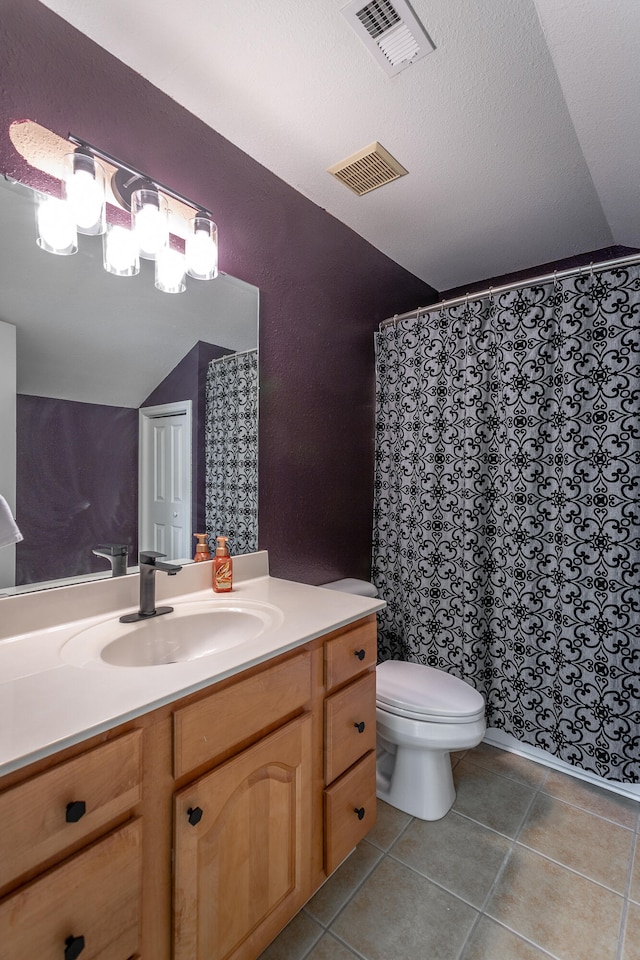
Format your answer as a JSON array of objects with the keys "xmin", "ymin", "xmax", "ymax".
[{"xmin": 376, "ymin": 660, "xmax": 485, "ymax": 724}]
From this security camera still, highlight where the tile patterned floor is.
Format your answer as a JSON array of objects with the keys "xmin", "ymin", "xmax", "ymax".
[{"xmin": 259, "ymin": 743, "xmax": 640, "ymax": 960}]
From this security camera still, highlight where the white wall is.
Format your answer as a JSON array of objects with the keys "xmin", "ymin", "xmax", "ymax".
[{"xmin": 0, "ymin": 320, "xmax": 17, "ymax": 588}]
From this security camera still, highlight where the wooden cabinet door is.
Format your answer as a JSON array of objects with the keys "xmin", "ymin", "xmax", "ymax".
[{"xmin": 173, "ymin": 713, "xmax": 312, "ymax": 960}]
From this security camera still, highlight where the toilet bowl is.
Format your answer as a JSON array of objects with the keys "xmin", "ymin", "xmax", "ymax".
[
  {"xmin": 319, "ymin": 580, "xmax": 486, "ymax": 821},
  {"xmin": 376, "ymin": 659, "xmax": 486, "ymax": 820}
]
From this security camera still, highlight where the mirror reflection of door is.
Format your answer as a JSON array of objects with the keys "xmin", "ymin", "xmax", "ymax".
[{"xmin": 139, "ymin": 401, "xmax": 192, "ymax": 561}]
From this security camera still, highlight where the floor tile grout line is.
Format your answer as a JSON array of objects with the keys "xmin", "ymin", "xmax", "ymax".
[
  {"xmin": 383, "ymin": 847, "xmax": 485, "ymax": 914},
  {"xmin": 469, "ymin": 749, "xmax": 640, "ymax": 831},
  {"xmin": 513, "ymin": 836, "xmax": 634, "ymax": 899},
  {"xmin": 472, "ymin": 914, "xmax": 566, "ymax": 960},
  {"xmin": 615, "ymin": 899, "xmax": 629, "ymax": 960},
  {"xmin": 305, "ymin": 844, "xmax": 392, "ymax": 933},
  {"xmin": 615, "ymin": 829, "xmax": 639, "ymax": 960},
  {"xmin": 322, "ymin": 928, "xmax": 371, "ymax": 960},
  {"xmin": 458, "ymin": 752, "xmax": 552, "ymax": 793},
  {"xmin": 536, "ymin": 788, "xmax": 640, "ymax": 832}
]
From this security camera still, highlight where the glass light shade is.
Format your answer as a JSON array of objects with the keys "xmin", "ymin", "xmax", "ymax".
[
  {"xmin": 36, "ymin": 195, "xmax": 78, "ymax": 255},
  {"xmin": 132, "ymin": 187, "xmax": 168, "ymax": 260},
  {"xmin": 155, "ymin": 246, "xmax": 186, "ymax": 294},
  {"xmin": 64, "ymin": 152, "xmax": 106, "ymax": 235},
  {"xmin": 103, "ymin": 222, "xmax": 140, "ymax": 277},
  {"xmin": 186, "ymin": 215, "xmax": 218, "ymax": 280}
]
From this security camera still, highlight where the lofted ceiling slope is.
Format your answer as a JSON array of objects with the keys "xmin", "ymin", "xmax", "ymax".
[{"xmin": 37, "ymin": 0, "xmax": 640, "ymax": 292}]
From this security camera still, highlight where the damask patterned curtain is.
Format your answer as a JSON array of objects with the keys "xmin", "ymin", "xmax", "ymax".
[
  {"xmin": 372, "ymin": 264, "xmax": 640, "ymax": 782},
  {"xmin": 205, "ymin": 350, "xmax": 258, "ymax": 556}
]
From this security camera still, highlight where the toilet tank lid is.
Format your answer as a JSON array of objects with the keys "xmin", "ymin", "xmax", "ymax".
[
  {"xmin": 376, "ymin": 660, "xmax": 485, "ymax": 719},
  {"xmin": 319, "ymin": 578, "xmax": 379, "ymax": 598}
]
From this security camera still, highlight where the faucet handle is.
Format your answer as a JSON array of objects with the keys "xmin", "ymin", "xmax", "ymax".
[
  {"xmin": 94, "ymin": 543, "xmax": 128, "ymax": 557},
  {"xmin": 139, "ymin": 551, "xmax": 166, "ymax": 565}
]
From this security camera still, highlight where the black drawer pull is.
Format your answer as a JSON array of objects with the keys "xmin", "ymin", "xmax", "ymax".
[
  {"xmin": 64, "ymin": 934, "xmax": 85, "ymax": 960},
  {"xmin": 65, "ymin": 801, "xmax": 86, "ymax": 823},
  {"xmin": 354, "ymin": 721, "xmax": 366, "ymax": 733},
  {"xmin": 187, "ymin": 806, "xmax": 203, "ymax": 826},
  {"xmin": 354, "ymin": 807, "xmax": 365, "ymax": 821},
  {"xmin": 354, "ymin": 649, "xmax": 366, "ymax": 661}
]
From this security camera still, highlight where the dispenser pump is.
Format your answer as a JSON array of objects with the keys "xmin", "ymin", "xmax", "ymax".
[
  {"xmin": 193, "ymin": 533, "xmax": 211, "ymax": 562},
  {"xmin": 215, "ymin": 536, "xmax": 229, "ymax": 557},
  {"xmin": 213, "ymin": 536, "xmax": 233, "ymax": 592}
]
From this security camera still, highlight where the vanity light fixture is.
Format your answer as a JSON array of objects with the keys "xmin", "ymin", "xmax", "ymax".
[{"xmin": 32, "ymin": 133, "xmax": 219, "ymax": 294}]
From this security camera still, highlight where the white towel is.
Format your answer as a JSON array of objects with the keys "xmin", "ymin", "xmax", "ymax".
[{"xmin": 0, "ymin": 495, "xmax": 22, "ymax": 548}]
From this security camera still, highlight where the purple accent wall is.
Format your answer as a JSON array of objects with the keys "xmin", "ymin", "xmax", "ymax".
[
  {"xmin": 143, "ymin": 341, "xmax": 233, "ymax": 541},
  {"xmin": 15, "ymin": 395, "xmax": 138, "ymax": 584},
  {"xmin": 1, "ymin": 0, "xmax": 437, "ymax": 585}
]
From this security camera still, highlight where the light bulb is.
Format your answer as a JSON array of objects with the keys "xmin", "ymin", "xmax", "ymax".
[
  {"xmin": 155, "ymin": 246, "xmax": 186, "ymax": 294},
  {"xmin": 36, "ymin": 196, "xmax": 77, "ymax": 255},
  {"xmin": 103, "ymin": 223, "xmax": 140, "ymax": 276},
  {"xmin": 67, "ymin": 169, "xmax": 104, "ymax": 232},
  {"xmin": 64, "ymin": 153, "xmax": 106, "ymax": 235},
  {"xmin": 186, "ymin": 216, "xmax": 218, "ymax": 280},
  {"xmin": 132, "ymin": 188, "xmax": 168, "ymax": 260}
]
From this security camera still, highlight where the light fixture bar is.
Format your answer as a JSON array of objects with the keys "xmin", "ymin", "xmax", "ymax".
[{"xmin": 67, "ymin": 134, "xmax": 214, "ymax": 219}]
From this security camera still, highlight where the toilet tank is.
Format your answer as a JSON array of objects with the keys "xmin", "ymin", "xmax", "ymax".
[{"xmin": 319, "ymin": 578, "xmax": 379, "ymax": 598}]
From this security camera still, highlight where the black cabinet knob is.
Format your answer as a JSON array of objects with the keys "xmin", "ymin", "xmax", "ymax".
[
  {"xmin": 187, "ymin": 806, "xmax": 203, "ymax": 826},
  {"xmin": 65, "ymin": 801, "xmax": 86, "ymax": 823},
  {"xmin": 354, "ymin": 649, "xmax": 366, "ymax": 661},
  {"xmin": 64, "ymin": 934, "xmax": 85, "ymax": 960},
  {"xmin": 354, "ymin": 807, "xmax": 365, "ymax": 821},
  {"xmin": 354, "ymin": 721, "xmax": 366, "ymax": 733}
]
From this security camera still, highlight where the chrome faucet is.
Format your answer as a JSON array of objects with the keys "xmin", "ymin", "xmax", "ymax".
[
  {"xmin": 93, "ymin": 543, "xmax": 129, "ymax": 577},
  {"xmin": 119, "ymin": 551, "xmax": 182, "ymax": 623}
]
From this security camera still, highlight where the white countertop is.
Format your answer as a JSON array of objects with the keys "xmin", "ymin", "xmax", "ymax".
[{"xmin": 0, "ymin": 553, "xmax": 384, "ymax": 777}]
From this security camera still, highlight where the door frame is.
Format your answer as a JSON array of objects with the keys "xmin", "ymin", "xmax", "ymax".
[{"xmin": 139, "ymin": 400, "xmax": 192, "ymax": 561}]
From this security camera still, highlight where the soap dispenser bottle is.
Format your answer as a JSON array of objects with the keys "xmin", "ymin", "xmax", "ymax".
[
  {"xmin": 213, "ymin": 536, "xmax": 233, "ymax": 592},
  {"xmin": 193, "ymin": 533, "xmax": 211, "ymax": 562}
]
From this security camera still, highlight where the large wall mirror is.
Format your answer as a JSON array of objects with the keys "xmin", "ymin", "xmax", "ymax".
[{"xmin": 0, "ymin": 175, "xmax": 259, "ymax": 594}]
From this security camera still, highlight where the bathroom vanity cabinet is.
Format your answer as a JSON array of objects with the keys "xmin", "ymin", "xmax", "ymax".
[{"xmin": 0, "ymin": 614, "xmax": 377, "ymax": 960}]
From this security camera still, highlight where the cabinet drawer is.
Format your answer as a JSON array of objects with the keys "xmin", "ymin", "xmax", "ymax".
[
  {"xmin": 324, "ymin": 751, "xmax": 376, "ymax": 875},
  {"xmin": 324, "ymin": 619, "xmax": 377, "ymax": 692},
  {"xmin": 0, "ymin": 730, "xmax": 142, "ymax": 889},
  {"xmin": 324, "ymin": 671, "xmax": 376, "ymax": 784},
  {"xmin": 0, "ymin": 818, "xmax": 142, "ymax": 960},
  {"xmin": 174, "ymin": 650, "xmax": 312, "ymax": 777}
]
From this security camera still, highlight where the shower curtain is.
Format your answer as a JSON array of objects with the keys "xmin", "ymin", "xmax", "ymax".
[
  {"xmin": 372, "ymin": 264, "xmax": 639, "ymax": 782},
  {"xmin": 205, "ymin": 349, "xmax": 258, "ymax": 556}
]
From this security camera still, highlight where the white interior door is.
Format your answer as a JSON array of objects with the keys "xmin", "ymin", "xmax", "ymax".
[{"xmin": 139, "ymin": 401, "xmax": 192, "ymax": 562}]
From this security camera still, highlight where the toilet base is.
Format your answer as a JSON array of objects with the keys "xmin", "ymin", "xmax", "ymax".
[{"xmin": 376, "ymin": 740, "xmax": 456, "ymax": 821}]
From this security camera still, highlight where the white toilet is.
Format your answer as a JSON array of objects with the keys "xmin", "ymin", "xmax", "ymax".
[{"xmin": 321, "ymin": 579, "xmax": 486, "ymax": 821}]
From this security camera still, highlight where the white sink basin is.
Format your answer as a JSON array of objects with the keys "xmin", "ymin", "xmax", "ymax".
[{"xmin": 60, "ymin": 599, "xmax": 283, "ymax": 668}]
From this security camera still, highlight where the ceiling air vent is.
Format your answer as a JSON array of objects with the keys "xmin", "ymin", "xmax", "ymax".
[
  {"xmin": 340, "ymin": 0, "xmax": 435, "ymax": 77},
  {"xmin": 327, "ymin": 142, "xmax": 408, "ymax": 196}
]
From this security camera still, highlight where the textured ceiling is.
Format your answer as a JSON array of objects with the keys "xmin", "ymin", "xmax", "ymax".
[{"xmin": 37, "ymin": 0, "xmax": 640, "ymax": 292}]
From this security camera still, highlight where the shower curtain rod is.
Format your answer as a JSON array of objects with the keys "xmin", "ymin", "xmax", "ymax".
[{"xmin": 381, "ymin": 251, "xmax": 640, "ymax": 329}]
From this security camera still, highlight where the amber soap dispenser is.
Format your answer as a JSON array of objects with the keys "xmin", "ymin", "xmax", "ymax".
[
  {"xmin": 213, "ymin": 536, "xmax": 233, "ymax": 592},
  {"xmin": 193, "ymin": 533, "xmax": 211, "ymax": 562}
]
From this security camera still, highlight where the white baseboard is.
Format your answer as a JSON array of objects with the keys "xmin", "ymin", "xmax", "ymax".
[{"xmin": 484, "ymin": 727, "xmax": 640, "ymax": 803}]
